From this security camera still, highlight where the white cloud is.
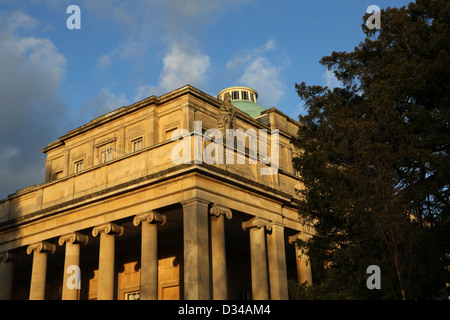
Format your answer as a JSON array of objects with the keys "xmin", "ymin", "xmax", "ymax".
[
  {"xmin": 323, "ymin": 68, "xmax": 341, "ymax": 89},
  {"xmin": 264, "ymin": 39, "xmax": 277, "ymax": 51},
  {"xmin": 5, "ymin": 10, "xmax": 39, "ymax": 31},
  {"xmin": 238, "ymin": 57, "xmax": 285, "ymax": 107},
  {"xmin": 135, "ymin": 42, "xmax": 211, "ymax": 100},
  {"xmin": 96, "ymin": 54, "xmax": 112, "ymax": 69},
  {"xmin": 0, "ymin": 11, "xmax": 68, "ymax": 198},
  {"xmin": 226, "ymin": 40, "xmax": 288, "ymax": 107},
  {"xmin": 85, "ymin": 0, "xmax": 254, "ymax": 89},
  {"xmin": 160, "ymin": 43, "xmax": 210, "ymax": 90},
  {"xmin": 81, "ymin": 87, "xmax": 130, "ymax": 119}
]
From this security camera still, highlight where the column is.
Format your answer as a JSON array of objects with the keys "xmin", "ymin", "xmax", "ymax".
[
  {"xmin": 182, "ymin": 198, "xmax": 210, "ymax": 300},
  {"xmin": 266, "ymin": 223, "xmax": 289, "ymax": 300},
  {"xmin": 133, "ymin": 211, "xmax": 166, "ymax": 300},
  {"xmin": 242, "ymin": 217, "xmax": 271, "ymax": 300},
  {"xmin": 27, "ymin": 241, "xmax": 56, "ymax": 300},
  {"xmin": 92, "ymin": 222, "xmax": 124, "ymax": 300},
  {"xmin": 209, "ymin": 204, "xmax": 232, "ymax": 300},
  {"xmin": 0, "ymin": 252, "xmax": 14, "ymax": 300},
  {"xmin": 288, "ymin": 233, "xmax": 313, "ymax": 286},
  {"xmin": 59, "ymin": 232, "xmax": 89, "ymax": 300}
]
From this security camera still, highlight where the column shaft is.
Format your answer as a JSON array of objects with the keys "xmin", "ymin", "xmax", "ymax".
[
  {"xmin": 289, "ymin": 233, "xmax": 313, "ymax": 286},
  {"xmin": 0, "ymin": 252, "xmax": 14, "ymax": 300},
  {"xmin": 296, "ymin": 245, "xmax": 312, "ymax": 285},
  {"xmin": 211, "ymin": 214, "xmax": 227, "ymax": 299},
  {"xmin": 142, "ymin": 222, "xmax": 157, "ymax": 299},
  {"xmin": 266, "ymin": 224, "xmax": 288, "ymax": 300},
  {"xmin": 63, "ymin": 242, "xmax": 80, "ymax": 300},
  {"xmin": 249, "ymin": 227, "xmax": 269, "ymax": 300},
  {"xmin": 59, "ymin": 232, "xmax": 88, "ymax": 300},
  {"xmin": 92, "ymin": 223, "xmax": 123, "ymax": 300},
  {"xmin": 209, "ymin": 204, "xmax": 232, "ymax": 300},
  {"xmin": 134, "ymin": 211, "xmax": 166, "ymax": 300},
  {"xmin": 182, "ymin": 199, "xmax": 210, "ymax": 300},
  {"xmin": 98, "ymin": 232, "xmax": 115, "ymax": 300},
  {"xmin": 242, "ymin": 217, "xmax": 271, "ymax": 300},
  {"xmin": 30, "ymin": 251, "xmax": 47, "ymax": 300},
  {"xmin": 27, "ymin": 241, "xmax": 56, "ymax": 300}
]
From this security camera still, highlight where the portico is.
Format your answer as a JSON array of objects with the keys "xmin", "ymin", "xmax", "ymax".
[{"xmin": 0, "ymin": 85, "xmax": 312, "ymax": 300}]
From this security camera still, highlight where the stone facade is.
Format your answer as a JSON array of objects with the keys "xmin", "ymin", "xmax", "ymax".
[{"xmin": 0, "ymin": 85, "xmax": 312, "ymax": 300}]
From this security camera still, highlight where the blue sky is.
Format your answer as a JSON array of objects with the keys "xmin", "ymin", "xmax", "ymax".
[{"xmin": 0, "ymin": 0, "xmax": 413, "ymax": 199}]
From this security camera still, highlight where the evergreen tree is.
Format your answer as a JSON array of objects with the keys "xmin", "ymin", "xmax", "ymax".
[{"xmin": 291, "ymin": 0, "xmax": 449, "ymax": 299}]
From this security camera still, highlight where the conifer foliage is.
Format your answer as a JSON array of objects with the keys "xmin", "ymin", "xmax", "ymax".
[{"xmin": 292, "ymin": 0, "xmax": 449, "ymax": 299}]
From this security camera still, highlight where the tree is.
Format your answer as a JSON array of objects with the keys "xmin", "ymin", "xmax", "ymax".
[{"xmin": 292, "ymin": 0, "xmax": 449, "ymax": 300}]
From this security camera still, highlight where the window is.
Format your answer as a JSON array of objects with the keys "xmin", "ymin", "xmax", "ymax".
[
  {"xmin": 232, "ymin": 91, "xmax": 240, "ymax": 100},
  {"xmin": 55, "ymin": 171, "xmax": 64, "ymax": 180},
  {"xmin": 101, "ymin": 145, "xmax": 113, "ymax": 163},
  {"xmin": 241, "ymin": 91, "xmax": 248, "ymax": 100},
  {"xmin": 250, "ymin": 93, "xmax": 255, "ymax": 103},
  {"xmin": 165, "ymin": 128, "xmax": 178, "ymax": 140},
  {"xmin": 125, "ymin": 291, "xmax": 140, "ymax": 300},
  {"xmin": 74, "ymin": 160, "xmax": 84, "ymax": 173},
  {"xmin": 132, "ymin": 138, "xmax": 143, "ymax": 152}
]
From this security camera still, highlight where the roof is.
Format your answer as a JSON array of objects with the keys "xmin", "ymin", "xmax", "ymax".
[{"xmin": 231, "ymin": 99, "xmax": 266, "ymax": 118}]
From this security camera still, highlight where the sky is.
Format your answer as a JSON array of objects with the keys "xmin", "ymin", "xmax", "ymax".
[{"xmin": 0, "ymin": 0, "xmax": 413, "ymax": 199}]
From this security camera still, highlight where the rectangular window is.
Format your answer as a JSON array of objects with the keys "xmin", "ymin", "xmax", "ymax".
[
  {"xmin": 241, "ymin": 91, "xmax": 248, "ymax": 100},
  {"xmin": 165, "ymin": 128, "xmax": 178, "ymax": 140},
  {"xmin": 232, "ymin": 91, "xmax": 240, "ymax": 100},
  {"xmin": 132, "ymin": 138, "xmax": 143, "ymax": 152},
  {"xmin": 250, "ymin": 93, "xmax": 255, "ymax": 102},
  {"xmin": 125, "ymin": 291, "xmax": 140, "ymax": 300},
  {"xmin": 74, "ymin": 160, "xmax": 84, "ymax": 173},
  {"xmin": 101, "ymin": 145, "xmax": 113, "ymax": 163},
  {"xmin": 55, "ymin": 171, "xmax": 64, "ymax": 180}
]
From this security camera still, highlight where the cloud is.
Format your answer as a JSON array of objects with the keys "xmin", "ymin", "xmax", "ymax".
[
  {"xmin": 96, "ymin": 54, "xmax": 112, "ymax": 70},
  {"xmin": 323, "ymin": 68, "xmax": 341, "ymax": 89},
  {"xmin": 86, "ymin": 0, "xmax": 254, "ymax": 78},
  {"xmin": 4, "ymin": 10, "xmax": 38, "ymax": 31},
  {"xmin": 135, "ymin": 42, "xmax": 211, "ymax": 100},
  {"xmin": 159, "ymin": 43, "xmax": 211, "ymax": 91},
  {"xmin": 226, "ymin": 40, "xmax": 288, "ymax": 107},
  {"xmin": 239, "ymin": 57, "xmax": 285, "ymax": 107},
  {"xmin": 76, "ymin": 87, "xmax": 130, "ymax": 124},
  {"xmin": 0, "ymin": 11, "xmax": 68, "ymax": 199}
]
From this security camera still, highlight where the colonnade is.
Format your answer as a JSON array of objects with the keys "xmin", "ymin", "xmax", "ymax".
[{"xmin": 0, "ymin": 199, "xmax": 311, "ymax": 300}]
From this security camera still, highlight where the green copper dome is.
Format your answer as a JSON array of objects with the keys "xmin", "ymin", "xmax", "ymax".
[
  {"xmin": 230, "ymin": 100, "xmax": 266, "ymax": 118},
  {"xmin": 217, "ymin": 86, "xmax": 266, "ymax": 118}
]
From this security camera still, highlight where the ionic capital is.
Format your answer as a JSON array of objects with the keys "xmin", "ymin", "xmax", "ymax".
[
  {"xmin": 26, "ymin": 241, "xmax": 56, "ymax": 255},
  {"xmin": 241, "ymin": 217, "xmax": 272, "ymax": 232},
  {"xmin": 0, "ymin": 251, "xmax": 15, "ymax": 262},
  {"xmin": 209, "ymin": 204, "xmax": 232, "ymax": 219},
  {"xmin": 133, "ymin": 211, "xmax": 167, "ymax": 227},
  {"xmin": 288, "ymin": 232, "xmax": 310, "ymax": 244},
  {"xmin": 92, "ymin": 222, "xmax": 124, "ymax": 238},
  {"xmin": 58, "ymin": 232, "xmax": 89, "ymax": 246}
]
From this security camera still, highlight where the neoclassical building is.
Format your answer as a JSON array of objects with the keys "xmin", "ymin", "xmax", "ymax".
[{"xmin": 0, "ymin": 85, "xmax": 312, "ymax": 300}]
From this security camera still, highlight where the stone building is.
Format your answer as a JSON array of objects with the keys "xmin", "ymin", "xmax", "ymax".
[{"xmin": 0, "ymin": 85, "xmax": 312, "ymax": 300}]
